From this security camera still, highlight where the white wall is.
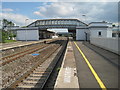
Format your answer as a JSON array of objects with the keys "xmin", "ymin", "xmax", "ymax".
[
  {"xmin": 17, "ymin": 30, "xmax": 39, "ymax": 40},
  {"xmin": 76, "ymin": 29, "xmax": 86, "ymax": 40},
  {"xmin": 107, "ymin": 30, "xmax": 112, "ymax": 38},
  {"xmin": 90, "ymin": 27, "xmax": 112, "ymax": 38},
  {"xmin": 90, "ymin": 28, "xmax": 107, "ymax": 38},
  {"xmin": 90, "ymin": 37, "xmax": 120, "ymax": 55}
]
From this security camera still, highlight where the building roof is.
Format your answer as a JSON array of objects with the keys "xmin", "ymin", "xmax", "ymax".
[
  {"xmin": 16, "ymin": 27, "xmax": 38, "ymax": 30},
  {"xmin": 27, "ymin": 18, "xmax": 88, "ymax": 27},
  {"xmin": 88, "ymin": 21, "xmax": 112, "ymax": 25}
]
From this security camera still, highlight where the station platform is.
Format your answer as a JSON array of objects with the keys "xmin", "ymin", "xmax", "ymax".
[
  {"xmin": 0, "ymin": 39, "xmax": 53, "ymax": 51},
  {"xmin": 54, "ymin": 40, "xmax": 79, "ymax": 89},
  {"xmin": 54, "ymin": 40, "xmax": 118, "ymax": 89}
]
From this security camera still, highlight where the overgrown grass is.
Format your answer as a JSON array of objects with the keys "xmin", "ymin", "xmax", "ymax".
[{"xmin": 4, "ymin": 40, "xmax": 16, "ymax": 43}]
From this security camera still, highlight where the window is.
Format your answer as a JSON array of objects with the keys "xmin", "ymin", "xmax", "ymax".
[
  {"xmin": 41, "ymin": 21, "xmax": 44, "ymax": 25},
  {"xmin": 98, "ymin": 31, "xmax": 101, "ymax": 36},
  {"xmin": 40, "ymin": 21, "xmax": 42, "ymax": 25},
  {"xmin": 119, "ymin": 33, "xmax": 120, "ymax": 38},
  {"xmin": 54, "ymin": 20, "xmax": 58, "ymax": 24},
  {"xmin": 58, "ymin": 20, "xmax": 61, "ymax": 24},
  {"xmin": 36, "ymin": 21, "xmax": 40, "ymax": 26},
  {"xmin": 112, "ymin": 33, "xmax": 116, "ymax": 37},
  {"xmin": 51, "ymin": 21, "xmax": 54, "ymax": 24}
]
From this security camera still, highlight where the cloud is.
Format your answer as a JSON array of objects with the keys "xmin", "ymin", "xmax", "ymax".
[
  {"xmin": 2, "ymin": 8, "xmax": 14, "ymax": 12},
  {"xmin": 1, "ymin": 13, "xmax": 36, "ymax": 26},
  {"xmin": 34, "ymin": 3, "xmax": 75, "ymax": 18},
  {"xmin": 2, "ymin": 0, "xmax": 120, "ymax": 2},
  {"xmin": 33, "ymin": 11, "xmax": 44, "ymax": 17},
  {"xmin": 33, "ymin": 2, "xmax": 118, "ymax": 23}
]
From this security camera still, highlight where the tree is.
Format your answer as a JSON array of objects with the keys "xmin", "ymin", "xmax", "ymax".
[
  {"xmin": 8, "ymin": 21, "xmax": 14, "ymax": 26},
  {"xmin": 112, "ymin": 24, "xmax": 116, "ymax": 27},
  {"xmin": 1, "ymin": 30, "xmax": 8, "ymax": 43},
  {"xmin": 2, "ymin": 19, "xmax": 15, "ymax": 30},
  {"xmin": 2, "ymin": 19, "xmax": 8, "ymax": 29},
  {"xmin": 2, "ymin": 19, "xmax": 16, "ymax": 40}
]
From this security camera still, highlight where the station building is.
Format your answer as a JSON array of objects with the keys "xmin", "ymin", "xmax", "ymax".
[
  {"xmin": 16, "ymin": 19, "xmax": 120, "ymax": 54},
  {"xmin": 16, "ymin": 19, "xmax": 88, "ymax": 41},
  {"xmin": 16, "ymin": 19, "xmax": 115, "ymax": 41},
  {"xmin": 16, "ymin": 27, "xmax": 55, "ymax": 41}
]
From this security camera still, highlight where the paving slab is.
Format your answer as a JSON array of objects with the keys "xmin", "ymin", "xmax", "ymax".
[
  {"xmin": 72, "ymin": 41, "xmax": 118, "ymax": 88},
  {"xmin": 54, "ymin": 40, "xmax": 79, "ymax": 89}
]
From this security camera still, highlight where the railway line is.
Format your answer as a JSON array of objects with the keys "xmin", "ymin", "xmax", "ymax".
[
  {"xmin": 1, "ymin": 38, "xmax": 59, "ymax": 66},
  {"xmin": 1, "ymin": 38, "xmax": 58, "ymax": 57},
  {"xmin": 1, "ymin": 38, "xmax": 118, "ymax": 89},
  {"xmin": 2, "ymin": 37, "xmax": 68, "ymax": 89},
  {"xmin": 1, "ymin": 44, "xmax": 47, "ymax": 66}
]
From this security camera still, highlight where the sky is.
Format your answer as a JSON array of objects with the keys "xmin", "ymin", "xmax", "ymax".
[{"xmin": 1, "ymin": 1, "xmax": 119, "ymax": 26}]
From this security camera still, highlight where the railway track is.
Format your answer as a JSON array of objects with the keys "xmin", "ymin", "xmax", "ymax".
[
  {"xmin": 2, "ymin": 38, "xmax": 68, "ymax": 89},
  {"xmin": 1, "ymin": 44, "xmax": 47, "ymax": 66},
  {"xmin": 1, "ymin": 38, "xmax": 59, "ymax": 66},
  {"xmin": 1, "ymin": 38, "xmax": 58, "ymax": 57}
]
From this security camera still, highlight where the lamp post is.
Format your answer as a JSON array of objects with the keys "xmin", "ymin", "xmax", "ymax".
[
  {"xmin": 82, "ymin": 14, "xmax": 87, "ymax": 41},
  {"xmin": 82, "ymin": 14, "xmax": 86, "ymax": 23},
  {"xmin": 25, "ymin": 19, "xmax": 29, "ymax": 41}
]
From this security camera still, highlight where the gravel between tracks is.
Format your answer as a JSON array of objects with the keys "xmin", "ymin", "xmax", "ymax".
[{"xmin": 2, "ymin": 44, "xmax": 57, "ymax": 88}]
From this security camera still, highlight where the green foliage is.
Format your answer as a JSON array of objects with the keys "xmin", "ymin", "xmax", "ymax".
[
  {"xmin": 21, "ymin": 26, "xmax": 27, "ymax": 28},
  {"xmin": 2, "ymin": 18, "xmax": 15, "ymax": 29},
  {"xmin": 0, "ymin": 30, "xmax": 16, "ymax": 43},
  {"xmin": 13, "ymin": 34, "xmax": 16, "ymax": 37},
  {"xmin": 57, "ymin": 67, "xmax": 61, "ymax": 71},
  {"xmin": 1, "ymin": 19, "xmax": 16, "ymax": 43},
  {"xmin": 0, "ymin": 30, "xmax": 8, "ymax": 43},
  {"xmin": 4, "ymin": 40, "xmax": 16, "ymax": 43},
  {"xmin": 112, "ymin": 24, "xmax": 116, "ymax": 27}
]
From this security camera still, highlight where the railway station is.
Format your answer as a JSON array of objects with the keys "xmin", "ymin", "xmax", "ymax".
[
  {"xmin": 1, "ymin": 19, "xmax": 119, "ymax": 89},
  {"xmin": 16, "ymin": 19, "xmax": 88, "ymax": 41}
]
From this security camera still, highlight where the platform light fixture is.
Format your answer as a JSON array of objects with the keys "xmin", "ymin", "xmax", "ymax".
[
  {"xmin": 82, "ymin": 14, "xmax": 86, "ymax": 23},
  {"xmin": 25, "ymin": 19, "xmax": 29, "ymax": 42}
]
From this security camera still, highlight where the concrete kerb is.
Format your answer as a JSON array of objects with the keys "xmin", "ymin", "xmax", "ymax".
[{"xmin": 54, "ymin": 40, "xmax": 79, "ymax": 89}]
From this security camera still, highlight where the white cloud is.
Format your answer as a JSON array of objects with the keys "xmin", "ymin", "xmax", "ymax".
[
  {"xmin": 2, "ymin": 0, "xmax": 120, "ymax": 2},
  {"xmin": 34, "ymin": 11, "xmax": 41, "ymax": 15},
  {"xmin": 34, "ymin": 3, "xmax": 75, "ymax": 18},
  {"xmin": 33, "ymin": 2, "xmax": 118, "ymax": 23},
  {"xmin": 2, "ymin": 8, "xmax": 14, "ymax": 12},
  {"xmin": 1, "ymin": 13, "xmax": 36, "ymax": 26}
]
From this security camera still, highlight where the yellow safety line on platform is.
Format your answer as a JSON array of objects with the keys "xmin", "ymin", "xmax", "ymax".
[{"xmin": 74, "ymin": 42, "xmax": 107, "ymax": 90}]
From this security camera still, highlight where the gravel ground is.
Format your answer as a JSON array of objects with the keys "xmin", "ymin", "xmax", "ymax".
[
  {"xmin": 2, "ymin": 44, "xmax": 57, "ymax": 88},
  {"xmin": 2, "ymin": 43, "xmax": 44, "ymax": 57},
  {"xmin": 43, "ymin": 41, "xmax": 67, "ymax": 89}
]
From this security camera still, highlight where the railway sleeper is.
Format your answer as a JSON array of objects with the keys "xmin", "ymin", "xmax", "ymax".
[
  {"xmin": 30, "ymin": 74, "xmax": 47, "ymax": 77},
  {"xmin": 27, "ymin": 77, "xmax": 43, "ymax": 80},
  {"xmin": 28, "ymin": 75, "xmax": 47, "ymax": 79},
  {"xmin": 33, "ymin": 71, "xmax": 50, "ymax": 74},
  {"xmin": 25, "ymin": 78, "xmax": 45, "ymax": 81},
  {"xmin": 23, "ymin": 80, "xmax": 41, "ymax": 84},
  {"xmin": 18, "ymin": 80, "xmax": 45, "ymax": 88}
]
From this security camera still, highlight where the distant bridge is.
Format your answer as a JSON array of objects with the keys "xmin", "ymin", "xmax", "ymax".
[{"xmin": 27, "ymin": 19, "xmax": 87, "ymax": 32}]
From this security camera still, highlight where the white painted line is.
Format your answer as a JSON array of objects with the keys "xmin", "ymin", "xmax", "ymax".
[
  {"xmin": 67, "ymin": 46, "xmax": 71, "ymax": 49},
  {"xmin": 64, "ymin": 67, "xmax": 71, "ymax": 83}
]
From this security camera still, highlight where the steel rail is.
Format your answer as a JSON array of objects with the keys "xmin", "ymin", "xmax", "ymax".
[
  {"xmin": 7, "ymin": 43, "xmax": 62, "ymax": 88},
  {"xmin": 1, "ymin": 39, "xmax": 60, "ymax": 66}
]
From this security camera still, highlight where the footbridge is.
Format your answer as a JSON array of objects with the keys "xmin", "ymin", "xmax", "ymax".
[{"xmin": 27, "ymin": 19, "xmax": 87, "ymax": 32}]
